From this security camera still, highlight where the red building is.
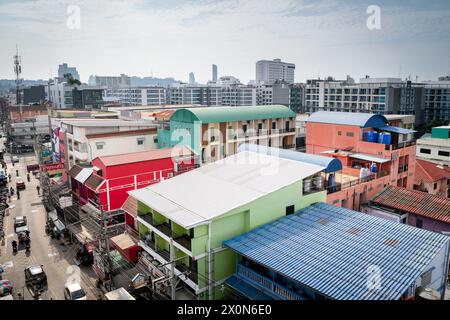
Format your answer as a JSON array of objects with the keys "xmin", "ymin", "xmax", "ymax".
[
  {"xmin": 306, "ymin": 111, "xmax": 417, "ymax": 211},
  {"xmin": 69, "ymin": 146, "xmax": 198, "ymax": 231}
]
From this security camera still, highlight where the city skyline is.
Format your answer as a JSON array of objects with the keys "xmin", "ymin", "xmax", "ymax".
[{"xmin": 0, "ymin": 0, "xmax": 449, "ymax": 84}]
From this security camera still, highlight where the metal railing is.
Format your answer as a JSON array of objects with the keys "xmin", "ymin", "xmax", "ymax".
[
  {"xmin": 237, "ymin": 264, "xmax": 303, "ymax": 300},
  {"xmin": 386, "ymin": 140, "xmax": 416, "ymax": 151}
]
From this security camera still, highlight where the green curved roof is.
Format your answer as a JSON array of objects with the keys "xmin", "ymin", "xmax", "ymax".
[{"xmin": 170, "ymin": 105, "xmax": 296, "ymax": 124}]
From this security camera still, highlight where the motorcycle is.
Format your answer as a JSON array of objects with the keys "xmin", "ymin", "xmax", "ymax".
[
  {"xmin": 25, "ymin": 242, "xmax": 30, "ymax": 252},
  {"xmin": 27, "ymin": 174, "xmax": 30, "ymax": 182},
  {"xmin": 12, "ymin": 240, "xmax": 17, "ymax": 253},
  {"xmin": 9, "ymin": 187, "xmax": 14, "ymax": 196}
]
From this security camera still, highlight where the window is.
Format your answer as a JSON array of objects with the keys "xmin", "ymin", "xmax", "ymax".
[
  {"xmin": 416, "ymin": 218, "xmax": 423, "ymax": 229},
  {"xmin": 434, "ymin": 182, "xmax": 438, "ymax": 190},
  {"xmin": 438, "ymin": 150, "xmax": 450, "ymax": 157},
  {"xmin": 96, "ymin": 142, "xmax": 105, "ymax": 150},
  {"xmin": 137, "ymin": 137, "xmax": 145, "ymax": 145},
  {"xmin": 420, "ymin": 148, "xmax": 431, "ymax": 154},
  {"xmin": 337, "ymin": 131, "xmax": 342, "ymax": 136},
  {"xmin": 272, "ymin": 122, "xmax": 276, "ymax": 130},
  {"xmin": 286, "ymin": 205, "xmax": 295, "ymax": 215},
  {"xmin": 346, "ymin": 132, "xmax": 354, "ymax": 137}
]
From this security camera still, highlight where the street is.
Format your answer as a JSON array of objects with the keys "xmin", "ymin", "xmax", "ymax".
[{"xmin": 0, "ymin": 149, "xmax": 101, "ymax": 300}]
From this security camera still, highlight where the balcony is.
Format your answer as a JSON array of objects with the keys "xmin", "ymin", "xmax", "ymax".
[
  {"xmin": 236, "ymin": 264, "xmax": 303, "ymax": 300},
  {"xmin": 139, "ymin": 214, "xmax": 192, "ymax": 251}
]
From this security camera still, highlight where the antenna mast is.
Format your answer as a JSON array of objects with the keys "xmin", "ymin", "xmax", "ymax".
[{"xmin": 13, "ymin": 45, "xmax": 23, "ymax": 106}]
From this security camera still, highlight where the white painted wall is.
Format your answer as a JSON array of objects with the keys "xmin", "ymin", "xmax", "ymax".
[{"xmin": 87, "ymin": 133, "xmax": 158, "ymax": 159}]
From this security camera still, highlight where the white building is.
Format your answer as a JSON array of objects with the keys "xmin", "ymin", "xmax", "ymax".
[
  {"xmin": 104, "ymin": 87, "xmax": 167, "ymax": 106},
  {"xmin": 256, "ymin": 59, "xmax": 295, "ymax": 84},
  {"xmin": 89, "ymin": 74, "xmax": 130, "ymax": 87},
  {"xmin": 59, "ymin": 119, "xmax": 158, "ymax": 169},
  {"xmin": 416, "ymin": 126, "xmax": 450, "ymax": 166}
]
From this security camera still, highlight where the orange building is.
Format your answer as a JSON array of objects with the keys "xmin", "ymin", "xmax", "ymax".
[{"xmin": 306, "ymin": 111, "xmax": 417, "ymax": 210}]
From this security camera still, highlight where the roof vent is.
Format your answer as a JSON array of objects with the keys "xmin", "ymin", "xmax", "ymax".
[{"xmin": 384, "ymin": 239, "xmax": 399, "ymax": 247}]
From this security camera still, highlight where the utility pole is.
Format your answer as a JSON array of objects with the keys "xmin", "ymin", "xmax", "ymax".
[{"xmin": 169, "ymin": 238, "xmax": 176, "ymax": 300}]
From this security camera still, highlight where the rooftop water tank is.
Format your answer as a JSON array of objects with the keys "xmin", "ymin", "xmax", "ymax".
[
  {"xmin": 365, "ymin": 131, "xmax": 378, "ymax": 143},
  {"xmin": 378, "ymin": 132, "xmax": 392, "ymax": 145}
]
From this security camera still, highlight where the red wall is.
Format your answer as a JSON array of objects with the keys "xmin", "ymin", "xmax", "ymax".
[{"xmin": 91, "ymin": 156, "xmax": 196, "ymax": 212}]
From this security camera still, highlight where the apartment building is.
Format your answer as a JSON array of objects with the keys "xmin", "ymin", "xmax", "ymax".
[
  {"xmin": 416, "ymin": 125, "xmax": 450, "ymax": 165},
  {"xmin": 88, "ymin": 74, "xmax": 131, "ymax": 87},
  {"xmin": 157, "ymin": 105, "xmax": 297, "ymax": 164},
  {"xmin": 104, "ymin": 87, "xmax": 167, "ymax": 106},
  {"xmin": 256, "ymin": 59, "xmax": 295, "ymax": 84},
  {"xmin": 306, "ymin": 111, "xmax": 417, "ymax": 211},
  {"xmin": 126, "ymin": 147, "xmax": 331, "ymax": 299},
  {"xmin": 47, "ymin": 82, "xmax": 105, "ymax": 109},
  {"xmin": 423, "ymin": 81, "xmax": 450, "ymax": 124},
  {"xmin": 59, "ymin": 119, "xmax": 158, "ymax": 170}
]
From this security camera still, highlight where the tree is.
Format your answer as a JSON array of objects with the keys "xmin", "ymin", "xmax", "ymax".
[{"xmin": 63, "ymin": 73, "xmax": 81, "ymax": 86}]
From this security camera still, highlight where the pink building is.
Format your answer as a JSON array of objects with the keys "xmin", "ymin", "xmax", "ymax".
[{"xmin": 306, "ymin": 111, "xmax": 417, "ymax": 211}]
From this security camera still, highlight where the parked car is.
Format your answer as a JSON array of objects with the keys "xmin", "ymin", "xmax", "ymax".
[
  {"xmin": 64, "ymin": 283, "xmax": 87, "ymax": 300},
  {"xmin": 16, "ymin": 177, "xmax": 25, "ymax": 190},
  {"xmin": 14, "ymin": 216, "xmax": 27, "ymax": 232},
  {"xmin": 25, "ymin": 265, "xmax": 47, "ymax": 295},
  {"xmin": 12, "ymin": 156, "xmax": 19, "ymax": 163}
]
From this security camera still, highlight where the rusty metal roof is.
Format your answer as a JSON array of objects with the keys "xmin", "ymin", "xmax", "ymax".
[
  {"xmin": 84, "ymin": 174, "xmax": 105, "ymax": 191},
  {"xmin": 370, "ymin": 186, "xmax": 450, "ymax": 224}
]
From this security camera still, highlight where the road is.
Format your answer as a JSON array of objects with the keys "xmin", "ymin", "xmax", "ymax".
[{"xmin": 0, "ymin": 150, "xmax": 101, "ymax": 300}]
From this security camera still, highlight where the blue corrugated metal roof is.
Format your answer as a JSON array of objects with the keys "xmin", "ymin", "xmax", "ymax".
[
  {"xmin": 238, "ymin": 144, "xmax": 342, "ymax": 173},
  {"xmin": 307, "ymin": 111, "xmax": 388, "ymax": 128},
  {"xmin": 223, "ymin": 202, "xmax": 450, "ymax": 300},
  {"xmin": 374, "ymin": 125, "xmax": 417, "ymax": 134}
]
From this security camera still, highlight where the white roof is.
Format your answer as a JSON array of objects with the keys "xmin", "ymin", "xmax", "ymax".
[
  {"xmin": 74, "ymin": 168, "xmax": 93, "ymax": 183},
  {"xmin": 130, "ymin": 151, "xmax": 325, "ymax": 229},
  {"xmin": 104, "ymin": 287, "xmax": 135, "ymax": 300}
]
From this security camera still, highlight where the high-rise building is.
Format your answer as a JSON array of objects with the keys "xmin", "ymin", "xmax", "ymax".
[
  {"xmin": 212, "ymin": 64, "xmax": 218, "ymax": 82},
  {"xmin": 189, "ymin": 72, "xmax": 196, "ymax": 85},
  {"xmin": 58, "ymin": 63, "xmax": 80, "ymax": 81},
  {"xmin": 256, "ymin": 59, "xmax": 295, "ymax": 84},
  {"xmin": 89, "ymin": 74, "xmax": 131, "ymax": 87}
]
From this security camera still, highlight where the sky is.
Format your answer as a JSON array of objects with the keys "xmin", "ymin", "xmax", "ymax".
[{"xmin": 0, "ymin": 0, "xmax": 449, "ymax": 84}]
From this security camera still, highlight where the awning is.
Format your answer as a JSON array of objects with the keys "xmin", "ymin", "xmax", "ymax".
[
  {"xmin": 122, "ymin": 196, "xmax": 138, "ymax": 218},
  {"xmin": 74, "ymin": 168, "xmax": 93, "ymax": 183},
  {"xmin": 111, "ymin": 233, "xmax": 137, "ymax": 251},
  {"xmin": 350, "ymin": 153, "xmax": 391, "ymax": 163},
  {"xmin": 374, "ymin": 125, "xmax": 416, "ymax": 134},
  {"xmin": 225, "ymin": 276, "xmax": 273, "ymax": 300},
  {"xmin": 85, "ymin": 174, "xmax": 105, "ymax": 191}
]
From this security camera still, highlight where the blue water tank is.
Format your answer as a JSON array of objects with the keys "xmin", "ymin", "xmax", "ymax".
[
  {"xmin": 365, "ymin": 131, "xmax": 378, "ymax": 143},
  {"xmin": 380, "ymin": 132, "xmax": 391, "ymax": 145},
  {"xmin": 370, "ymin": 163, "xmax": 378, "ymax": 173}
]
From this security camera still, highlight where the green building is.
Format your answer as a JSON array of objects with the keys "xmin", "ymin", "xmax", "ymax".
[
  {"xmin": 157, "ymin": 105, "xmax": 297, "ymax": 164},
  {"xmin": 125, "ymin": 145, "xmax": 338, "ymax": 299}
]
